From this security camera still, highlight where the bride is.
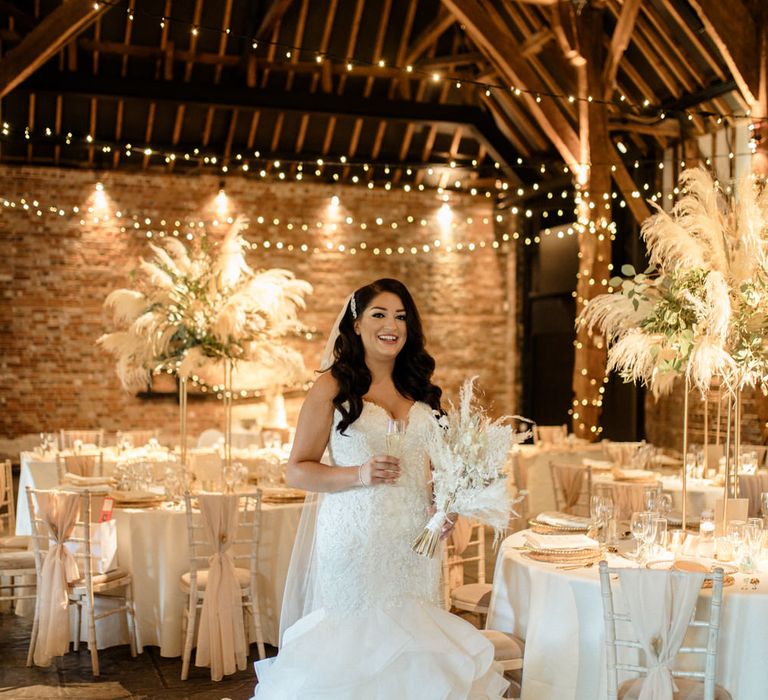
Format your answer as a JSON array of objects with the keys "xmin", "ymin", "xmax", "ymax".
[{"xmin": 252, "ymin": 278, "xmax": 508, "ymax": 698}]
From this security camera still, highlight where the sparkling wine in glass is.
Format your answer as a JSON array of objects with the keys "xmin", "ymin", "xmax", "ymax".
[{"xmin": 386, "ymin": 419, "xmax": 406, "ymax": 459}]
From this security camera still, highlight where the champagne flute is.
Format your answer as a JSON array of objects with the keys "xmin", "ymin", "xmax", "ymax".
[
  {"xmin": 386, "ymin": 419, "xmax": 406, "ymax": 459},
  {"xmin": 726, "ymin": 520, "xmax": 746, "ymax": 567},
  {"xmin": 630, "ymin": 511, "xmax": 651, "ymax": 561},
  {"xmin": 641, "ymin": 513, "xmax": 658, "ymax": 563},
  {"xmin": 652, "ymin": 517, "xmax": 668, "ymax": 555},
  {"xmin": 745, "ymin": 517, "xmax": 763, "ymax": 571}
]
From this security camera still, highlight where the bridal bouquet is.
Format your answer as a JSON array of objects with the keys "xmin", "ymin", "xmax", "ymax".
[{"xmin": 412, "ymin": 377, "xmax": 527, "ymax": 558}]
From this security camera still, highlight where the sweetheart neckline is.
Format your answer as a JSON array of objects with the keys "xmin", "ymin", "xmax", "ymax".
[{"xmin": 362, "ymin": 399, "xmax": 420, "ymax": 424}]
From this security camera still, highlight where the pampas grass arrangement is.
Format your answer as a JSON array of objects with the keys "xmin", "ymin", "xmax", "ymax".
[
  {"xmin": 99, "ymin": 216, "xmax": 313, "ymax": 390},
  {"xmin": 578, "ymin": 168, "xmax": 768, "ymax": 397}
]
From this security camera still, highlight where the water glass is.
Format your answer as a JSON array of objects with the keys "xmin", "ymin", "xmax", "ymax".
[
  {"xmin": 643, "ymin": 486, "xmax": 661, "ymax": 513},
  {"xmin": 630, "ymin": 511, "xmax": 653, "ymax": 563},
  {"xmin": 699, "ymin": 510, "xmax": 715, "ymax": 542},
  {"xmin": 669, "ymin": 530, "xmax": 688, "ymax": 557}
]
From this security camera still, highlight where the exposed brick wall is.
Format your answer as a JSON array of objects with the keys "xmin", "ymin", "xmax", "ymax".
[
  {"xmin": 0, "ymin": 165, "xmax": 518, "ymax": 442},
  {"xmin": 645, "ymin": 385, "xmax": 764, "ymax": 451}
]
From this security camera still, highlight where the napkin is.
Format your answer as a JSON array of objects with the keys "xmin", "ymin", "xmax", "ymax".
[
  {"xmin": 611, "ymin": 467, "xmax": 660, "ymax": 482},
  {"xmin": 524, "ymin": 532, "xmax": 599, "ymax": 551},
  {"xmin": 536, "ymin": 511, "xmax": 591, "ymax": 528}
]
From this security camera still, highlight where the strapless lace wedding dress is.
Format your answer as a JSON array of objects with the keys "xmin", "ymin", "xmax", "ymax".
[{"xmin": 252, "ymin": 401, "xmax": 509, "ymax": 699}]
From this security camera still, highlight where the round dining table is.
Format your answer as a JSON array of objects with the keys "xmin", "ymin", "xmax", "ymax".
[
  {"xmin": 486, "ymin": 530, "xmax": 768, "ymax": 700},
  {"xmin": 15, "ymin": 450, "xmax": 303, "ymax": 654}
]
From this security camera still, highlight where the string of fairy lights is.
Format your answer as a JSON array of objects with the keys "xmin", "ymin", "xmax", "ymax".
[
  {"xmin": 81, "ymin": 0, "xmax": 761, "ymax": 126},
  {"xmin": 1, "ymin": 144, "xmax": 757, "ymax": 253},
  {"xmin": 2, "ymin": 119, "xmax": 760, "ymax": 199}
]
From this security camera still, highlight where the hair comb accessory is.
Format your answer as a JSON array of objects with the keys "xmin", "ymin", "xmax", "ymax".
[{"xmin": 350, "ymin": 294, "xmax": 357, "ymax": 319}]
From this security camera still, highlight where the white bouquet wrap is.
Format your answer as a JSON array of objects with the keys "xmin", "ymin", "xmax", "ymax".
[{"xmin": 412, "ymin": 377, "xmax": 528, "ymax": 558}]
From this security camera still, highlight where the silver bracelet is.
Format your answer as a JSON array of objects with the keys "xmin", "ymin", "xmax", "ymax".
[{"xmin": 358, "ymin": 465, "xmax": 366, "ymax": 487}]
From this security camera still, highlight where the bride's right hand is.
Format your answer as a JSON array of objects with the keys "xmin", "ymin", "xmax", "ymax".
[{"xmin": 359, "ymin": 455, "xmax": 400, "ymax": 486}]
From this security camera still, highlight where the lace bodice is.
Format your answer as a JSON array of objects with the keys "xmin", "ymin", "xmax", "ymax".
[{"xmin": 314, "ymin": 400, "xmax": 441, "ymax": 613}]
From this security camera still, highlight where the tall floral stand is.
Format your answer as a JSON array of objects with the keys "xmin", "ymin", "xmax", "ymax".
[{"xmin": 223, "ymin": 358, "xmax": 234, "ymax": 472}]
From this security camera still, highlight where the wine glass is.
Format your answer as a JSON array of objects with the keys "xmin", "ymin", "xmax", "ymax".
[
  {"xmin": 222, "ymin": 465, "xmax": 237, "ymax": 493},
  {"xmin": 386, "ymin": 419, "xmax": 406, "ymax": 459}
]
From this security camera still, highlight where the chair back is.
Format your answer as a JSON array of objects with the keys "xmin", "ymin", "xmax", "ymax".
[
  {"xmin": 598, "ymin": 561, "xmax": 725, "ymax": 700},
  {"xmin": 197, "ymin": 429, "xmax": 224, "ymax": 448},
  {"xmin": 26, "ymin": 487, "xmax": 100, "ymax": 584},
  {"xmin": 59, "ymin": 429, "xmax": 104, "ymax": 450},
  {"xmin": 183, "ymin": 490, "xmax": 262, "ymax": 593},
  {"xmin": 0, "ymin": 460, "xmax": 14, "ymax": 536},
  {"xmin": 738, "ymin": 472, "xmax": 768, "ymax": 517},
  {"xmin": 533, "ymin": 424, "xmax": 567, "ymax": 446},
  {"xmin": 550, "ymin": 460, "xmax": 592, "ymax": 516},
  {"xmin": 442, "ymin": 519, "xmax": 486, "ymax": 607},
  {"xmin": 116, "ymin": 429, "xmax": 159, "ymax": 448},
  {"xmin": 56, "ymin": 453, "xmax": 104, "ymax": 482}
]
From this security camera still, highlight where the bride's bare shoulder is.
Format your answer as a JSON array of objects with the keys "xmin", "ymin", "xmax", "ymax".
[{"xmin": 308, "ymin": 371, "xmax": 339, "ymax": 403}]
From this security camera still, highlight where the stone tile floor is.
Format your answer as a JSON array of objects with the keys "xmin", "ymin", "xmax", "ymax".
[{"xmin": 0, "ymin": 614, "xmax": 275, "ymax": 699}]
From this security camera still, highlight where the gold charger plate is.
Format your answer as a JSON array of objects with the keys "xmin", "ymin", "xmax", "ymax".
[
  {"xmin": 528, "ymin": 518, "xmax": 590, "ymax": 535},
  {"xmin": 522, "ymin": 546, "xmax": 602, "ymax": 565},
  {"xmin": 261, "ymin": 487, "xmax": 306, "ymax": 504}
]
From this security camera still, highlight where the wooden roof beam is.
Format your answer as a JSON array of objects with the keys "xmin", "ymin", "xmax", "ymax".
[
  {"xmin": 608, "ymin": 119, "xmax": 680, "ymax": 138},
  {"xmin": 602, "ymin": 0, "xmax": 640, "ymax": 99},
  {"xmin": 441, "ymin": 0, "xmax": 580, "ymax": 171},
  {"xmin": 0, "ymin": 0, "xmax": 110, "ymax": 99},
  {"xmin": 404, "ymin": 10, "xmax": 455, "ymax": 66},
  {"xmin": 256, "ymin": 0, "xmax": 295, "ymax": 41},
  {"xmin": 687, "ymin": 0, "xmax": 759, "ymax": 104}
]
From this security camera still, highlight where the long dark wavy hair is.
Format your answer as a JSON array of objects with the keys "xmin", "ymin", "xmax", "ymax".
[{"xmin": 327, "ymin": 278, "xmax": 443, "ymax": 434}]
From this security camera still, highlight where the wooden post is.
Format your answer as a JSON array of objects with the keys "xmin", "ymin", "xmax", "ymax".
[
  {"xmin": 571, "ymin": 1, "xmax": 612, "ymax": 440},
  {"xmin": 750, "ymin": 12, "xmax": 768, "ymax": 440}
]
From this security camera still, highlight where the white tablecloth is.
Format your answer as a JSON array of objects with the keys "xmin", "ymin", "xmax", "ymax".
[
  {"xmin": 102, "ymin": 502, "xmax": 302, "ymax": 655},
  {"xmin": 16, "ymin": 448, "xmax": 219, "ymax": 535},
  {"xmin": 487, "ymin": 531, "xmax": 768, "ymax": 700},
  {"xmin": 590, "ymin": 473, "xmax": 722, "ymax": 520}
]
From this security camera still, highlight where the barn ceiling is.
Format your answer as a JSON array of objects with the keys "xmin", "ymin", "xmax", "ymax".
[{"xmin": 0, "ymin": 0, "xmax": 760, "ymax": 201}]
